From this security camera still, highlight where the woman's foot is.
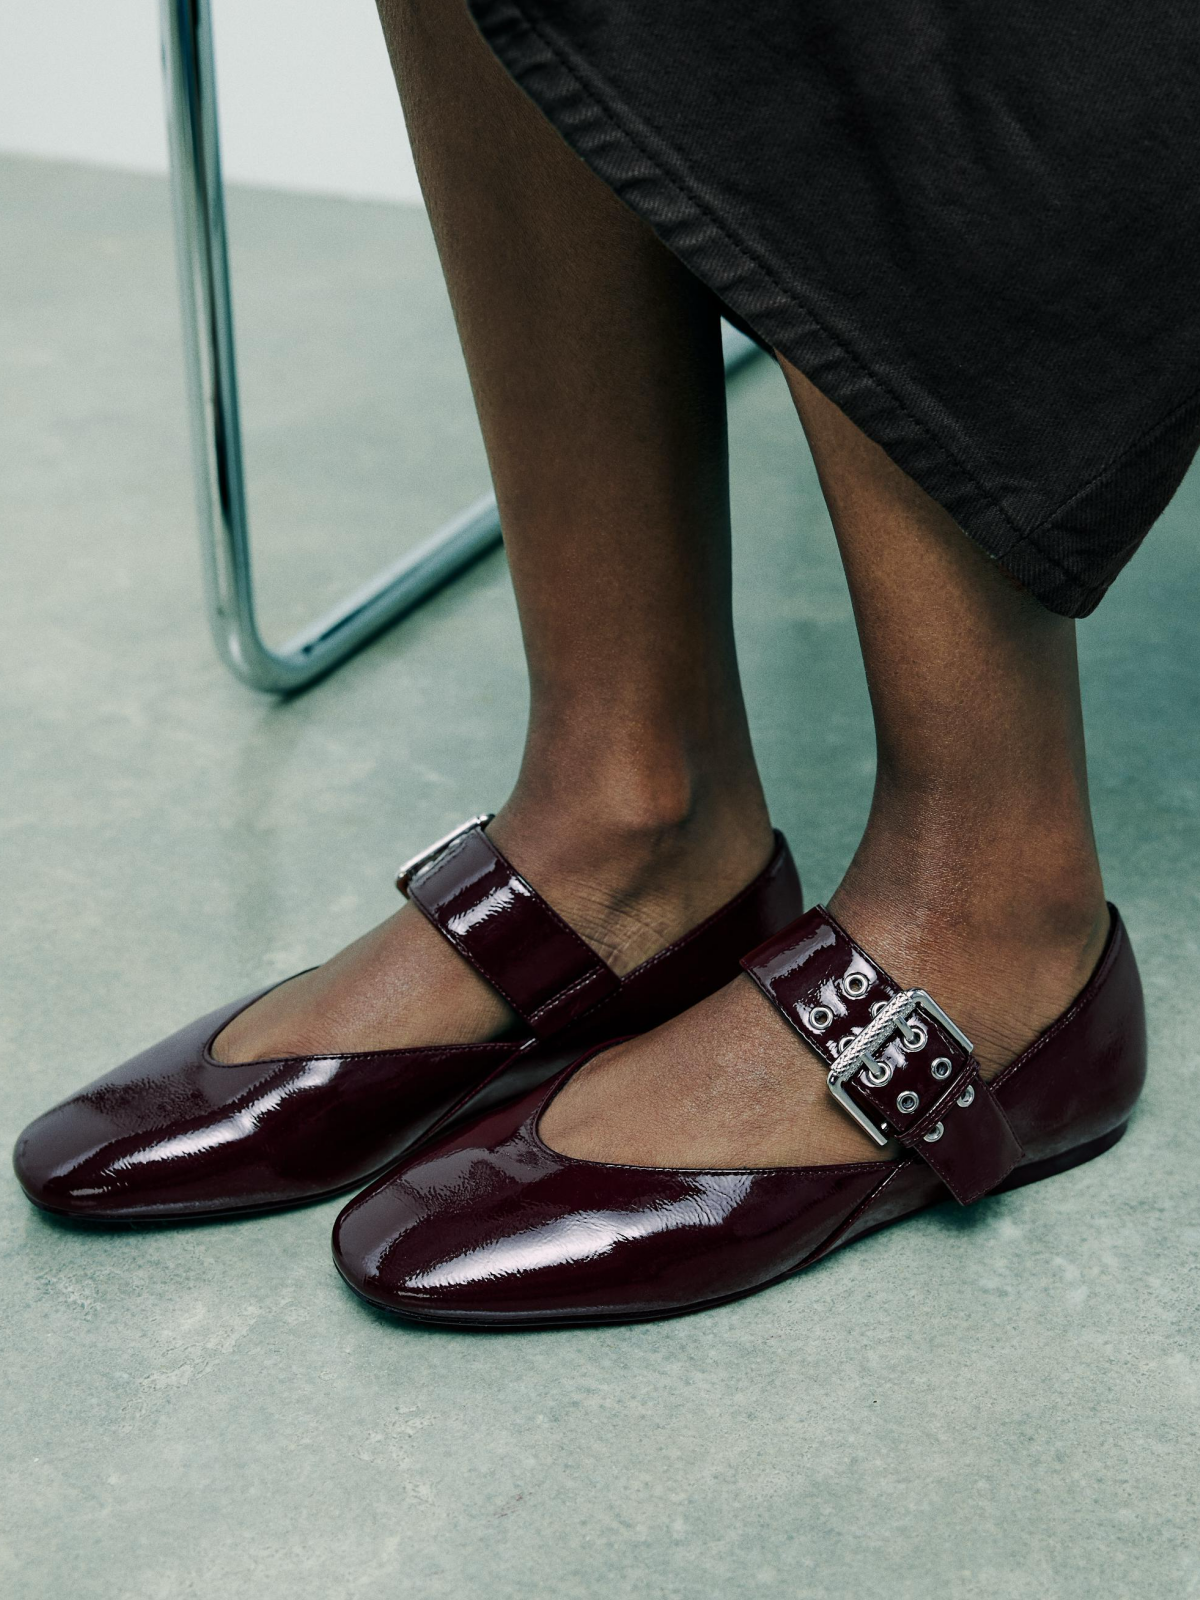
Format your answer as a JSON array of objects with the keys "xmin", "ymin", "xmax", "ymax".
[
  {"xmin": 212, "ymin": 788, "xmax": 774, "ymax": 1063},
  {"xmin": 330, "ymin": 898, "xmax": 1144, "ymax": 1329},
  {"xmin": 539, "ymin": 884, "xmax": 1111, "ymax": 1169}
]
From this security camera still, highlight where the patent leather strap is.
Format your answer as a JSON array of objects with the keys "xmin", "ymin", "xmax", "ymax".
[
  {"xmin": 405, "ymin": 820, "xmax": 620, "ymax": 1038},
  {"xmin": 742, "ymin": 907, "xmax": 1023, "ymax": 1204}
]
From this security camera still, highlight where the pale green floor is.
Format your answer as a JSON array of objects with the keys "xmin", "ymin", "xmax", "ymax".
[{"xmin": 2, "ymin": 154, "xmax": 1199, "ymax": 1600}]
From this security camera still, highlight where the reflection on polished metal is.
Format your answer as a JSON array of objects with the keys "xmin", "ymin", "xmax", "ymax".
[
  {"xmin": 395, "ymin": 813, "xmax": 494, "ymax": 897},
  {"xmin": 159, "ymin": 0, "xmax": 763, "ymax": 693},
  {"xmin": 826, "ymin": 987, "xmax": 974, "ymax": 1147}
]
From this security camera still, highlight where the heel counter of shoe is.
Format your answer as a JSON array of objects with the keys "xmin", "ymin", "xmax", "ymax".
[
  {"xmin": 756, "ymin": 831, "xmax": 805, "ymax": 940},
  {"xmin": 996, "ymin": 905, "xmax": 1147, "ymax": 1162},
  {"xmin": 578, "ymin": 830, "xmax": 803, "ymax": 1039},
  {"xmin": 1103, "ymin": 910, "xmax": 1148, "ymax": 1120},
  {"xmin": 690, "ymin": 828, "xmax": 805, "ymax": 974}
]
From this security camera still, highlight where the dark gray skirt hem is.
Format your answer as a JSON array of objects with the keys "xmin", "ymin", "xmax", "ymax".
[{"xmin": 469, "ymin": 0, "xmax": 1200, "ymax": 618}]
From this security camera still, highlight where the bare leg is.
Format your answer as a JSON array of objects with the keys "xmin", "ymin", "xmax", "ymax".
[
  {"xmin": 216, "ymin": 0, "xmax": 771, "ymax": 1061},
  {"xmin": 544, "ymin": 365, "xmax": 1109, "ymax": 1166}
]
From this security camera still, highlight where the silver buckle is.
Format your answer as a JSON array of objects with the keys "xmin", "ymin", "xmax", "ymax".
[
  {"xmin": 395, "ymin": 813, "xmax": 494, "ymax": 897},
  {"xmin": 825, "ymin": 988, "xmax": 972, "ymax": 1147}
]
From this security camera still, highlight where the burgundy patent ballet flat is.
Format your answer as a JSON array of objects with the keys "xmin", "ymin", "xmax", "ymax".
[
  {"xmin": 13, "ymin": 820, "xmax": 802, "ymax": 1222},
  {"xmin": 332, "ymin": 903, "xmax": 1145, "ymax": 1328}
]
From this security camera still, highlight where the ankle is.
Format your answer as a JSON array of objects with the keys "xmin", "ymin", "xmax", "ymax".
[
  {"xmin": 490, "ymin": 764, "xmax": 774, "ymax": 975},
  {"xmin": 508, "ymin": 700, "xmax": 770, "ymax": 857},
  {"xmin": 827, "ymin": 825, "xmax": 1108, "ymax": 1078}
]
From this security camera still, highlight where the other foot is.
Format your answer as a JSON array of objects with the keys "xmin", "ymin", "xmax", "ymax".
[{"xmin": 212, "ymin": 800, "xmax": 773, "ymax": 1063}]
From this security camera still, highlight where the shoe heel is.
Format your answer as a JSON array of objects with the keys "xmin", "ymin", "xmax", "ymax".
[{"xmin": 994, "ymin": 1120, "xmax": 1128, "ymax": 1195}]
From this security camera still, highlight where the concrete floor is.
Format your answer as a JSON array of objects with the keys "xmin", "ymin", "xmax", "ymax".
[{"xmin": 2, "ymin": 153, "xmax": 1199, "ymax": 1600}]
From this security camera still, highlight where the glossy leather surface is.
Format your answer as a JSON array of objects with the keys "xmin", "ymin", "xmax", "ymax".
[
  {"xmin": 332, "ymin": 904, "xmax": 1145, "ymax": 1327},
  {"xmin": 742, "ymin": 909, "xmax": 1023, "ymax": 1202},
  {"xmin": 13, "ymin": 830, "xmax": 802, "ymax": 1221},
  {"xmin": 407, "ymin": 824, "xmax": 620, "ymax": 1037}
]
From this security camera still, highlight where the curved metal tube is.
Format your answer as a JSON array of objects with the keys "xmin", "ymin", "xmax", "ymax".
[{"xmin": 159, "ymin": 0, "xmax": 761, "ymax": 693}]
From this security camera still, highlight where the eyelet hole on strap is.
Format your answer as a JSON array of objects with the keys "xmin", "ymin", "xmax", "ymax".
[
  {"xmin": 931, "ymin": 1056, "xmax": 953, "ymax": 1080},
  {"xmin": 897, "ymin": 1018, "xmax": 928, "ymax": 1052},
  {"xmin": 842, "ymin": 971, "xmax": 870, "ymax": 998},
  {"xmin": 923, "ymin": 1121, "xmax": 945, "ymax": 1143},
  {"xmin": 809, "ymin": 1005, "xmax": 834, "ymax": 1032},
  {"xmin": 861, "ymin": 1061, "xmax": 893, "ymax": 1087},
  {"xmin": 956, "ymin": 1085, "xmax": 975, "ymax": 1108},
  {"xmin": 896, "ymin": 1090, "xmax": 920, "ymax": 1114}
]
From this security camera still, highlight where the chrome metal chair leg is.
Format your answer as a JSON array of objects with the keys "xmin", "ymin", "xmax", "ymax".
[{"xmin": 159, "ymin": 0, "xmax": 761, "ymax": 694}]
